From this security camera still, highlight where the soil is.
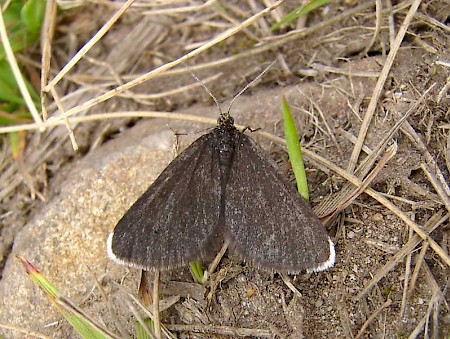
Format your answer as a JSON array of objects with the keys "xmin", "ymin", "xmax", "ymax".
[{"xmin": 0, "ymin": 1, "xmax": 449, "ymax": 338}]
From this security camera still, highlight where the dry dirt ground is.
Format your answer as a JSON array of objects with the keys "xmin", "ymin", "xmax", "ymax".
[{"xmin": 0, "ymin": 1, "xmax": 449, "ymax": 338}]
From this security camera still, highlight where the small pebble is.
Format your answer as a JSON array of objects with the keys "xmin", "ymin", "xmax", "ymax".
[
  {"xmin": 315, "ymin": 299, "xmax": 323, "ymax": 308},
  {"xmin": 372, "ymin": 213, "xmax": 384, "ymax": 222}
]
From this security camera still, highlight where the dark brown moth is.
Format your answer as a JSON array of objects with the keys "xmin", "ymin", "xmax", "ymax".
[{"xmin": 107, "ymin": 111, "xmax": 335, "ymax": 273}]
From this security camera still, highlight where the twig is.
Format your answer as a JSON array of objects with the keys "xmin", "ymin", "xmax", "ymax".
[
  {"xmin": 355, "ymin": 299, "xmax": 393, "ymax": 339},
  {"xmin": 363, "ymin": 0, "xmax": 383, "ymax": 55},
  {"xmin": 123, "ymin": 297, "xmax": 156, "ymax": 339},
  {"xmin": 165, "ymin": 323, "xmax": 272, "ymax": 337},
  {"xmin": 421, "ymin": 163, "xmax": 450, "ymax": 214},
  {"xmin": 208, "ymin": 241, "xmax": 229, "ymax": 276},
  {"xmin": 47, "ymin": 1, "xmax": 285, "ymax": 121},
  {"xmin": 0, "ymin": 323, "xmax": 50, "ymax": 339},
  {"xmin": 40, "ymin": 0, "xmax": 57, "ymax": 120},
  {"xmin": 280, "ymin": 273, "xmax": 302, "ymax": 297},
  {"xmin": 408, "ymin": 241, "xmax": 429, "ymax": 297},
  {"xmin": 400, "ymin": 226, "xmax": 413, "ymax": 317},
  {"xmin": 153, "ymin": 270, "xmax": 161, "ymax": 339},
  {"xmin": 321, "ymin": 143, "xmax": 397, "ymax": 225},
  {"xmin": 354, "ymin": 213, "xmax": 449, "ymax": 301},
  {"xmin": 44, "ymin": 0, "xmax": 137, "ymax": 91},
  {"xmin": 347, "ymin": 0, "xmax": 422, "ymax": 172}
]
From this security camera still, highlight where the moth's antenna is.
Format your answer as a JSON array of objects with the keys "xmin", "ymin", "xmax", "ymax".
[
  {"xmin": 184, "ymin": 64, "xmax": 223, "ymax": 116},
  {"xmin": 226, "ymin": 60, "xmax": 277, "ymax": 115}
]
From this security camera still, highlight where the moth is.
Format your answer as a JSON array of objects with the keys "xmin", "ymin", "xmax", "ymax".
[{"xmin": 107, "ymin": 110, "xmax": 335, "ymax": 274}]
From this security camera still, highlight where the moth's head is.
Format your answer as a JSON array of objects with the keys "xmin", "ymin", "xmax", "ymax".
[{"xmin": 217, "ymin": 113, "xmax": 234, "ymax": 129}]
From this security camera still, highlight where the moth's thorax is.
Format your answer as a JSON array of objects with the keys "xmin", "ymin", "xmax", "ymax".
[
  {"xmin": 213, "ymin": 119, "xmax": 238, "ymax": 197},
  {"xmin": 214, "ymin": 126, "xmax": 237, "ymax": 165}
]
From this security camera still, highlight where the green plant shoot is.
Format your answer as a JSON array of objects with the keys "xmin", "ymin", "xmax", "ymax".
[
  {"xmin": 282, "ymin": 97, "xmax": 309, "ymax": 202},
  {"xmin": 189, "ymin": 260, "xmax": 206, "ymax": 284},
  {"xmin": 270, "ymin": 0, "xmax": 330, "ymax": 32},
  {"xmin": 17, "ymin": 256, "xmax": 111, "ymax": 339}
]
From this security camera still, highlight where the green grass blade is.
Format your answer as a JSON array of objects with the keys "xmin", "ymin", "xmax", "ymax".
[
  {"xmin": 0, "ymin": 110, "xmax": 32, "ymax": 125},
  {"xmin": 16, "ymin": 256, "xmax": 113, "ymax": 339},
  {"xmin": 282, "ymin": 98, "xmax": 309, "ymax": 202},
  {"xmin": 270, "ymin": 0, "xmax": 330, "ymax": 32},
  {"xmin": 21, "ymin": 0, "xmax": 46, "ymax": 33},
  {"xmin": 135, "ymin": 319, "xmax": 155, "ymax": 339},
  {"xmin": 0, "ymin": 60, "xmax": 40, "ymax": 109},
  {"xmin": 189, "ymin": 260, "xmax": 206, "ymax": 284},
  {"xmin": 9, "ymin": 131, "xmax": 24, "ymax": 159},
  {"xmin": 64, "ymin": 314, "xmax": 108, "ymax": 339},
  {"xmin": 0, "ymin": 0, "xmax": 42, "ymax": 59},
  {"xmin": 0, "ymin": 0, "xmax": 42, "ymax": 129}
]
